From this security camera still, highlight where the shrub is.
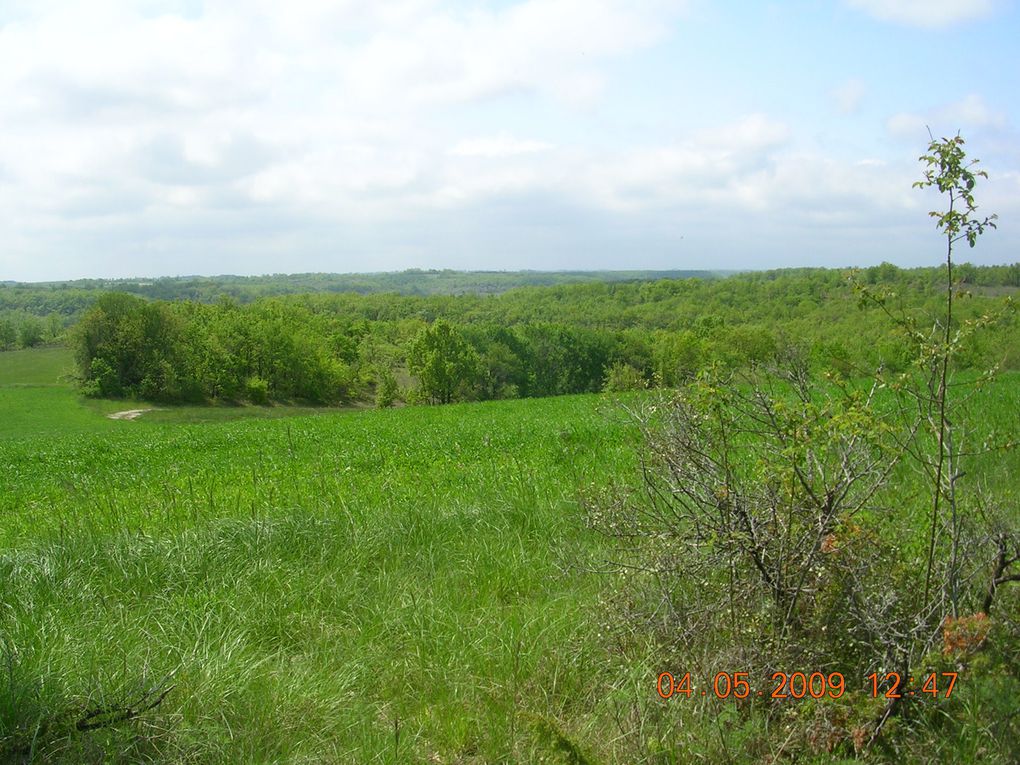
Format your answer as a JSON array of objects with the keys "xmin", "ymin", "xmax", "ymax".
[
  {"xmin": 588, "ymin": 135, "xmax": 1019, "ymax": 761},
  {"xmin": 244, "ymin": 375, "xmax": 270, "ymax": 405},
  {"xmin": 375, "ymin": 368, "xmax": 399, "ymax": 408},
  {"xmin": 602, "ymin": 361, "xmax": 647, "ymax": 392}
]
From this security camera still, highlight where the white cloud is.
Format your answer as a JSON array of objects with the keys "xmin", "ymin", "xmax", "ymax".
[
  {"xmin": 0, "ymin": 0, "xmax": 1015, "ymax": 279},
  {"xmin": 939, "ymin": 93, "xmax": 1008, "ymax": 129},
  {"xmin": 845, "ymin": 0, "xmax": 996, "ymax": 28},
  {"xmin": 320, "ymin": 0, "xmax": 683, "ymax": 111},
  {"xmin": 832, "ymin": 78, "xmax": 866, "ymax": 115},
  {"xmin": 887, "ymin": 94, "xmax": 1008, "ymax": 140},
  {"xmin": 449, "ymin": 135, "xmax": 553, "ymax": 158},
  {"xmin": 0, "ymin": 0, "xmax": 692, "ymax": 274},
  {"xmin": 432, "ymin": 114, "xmax": 918, "ymax": 230},
  {"xmin": 886, "ymin": 112, "xmax": 928, "ymax": 139},
  {"xmin": 699, "ymin": 113, "xmax": 792, "ymax": 151},
  {"xmin": 582, "ymin": 114, "xmax": 792, "ymax": 211}
]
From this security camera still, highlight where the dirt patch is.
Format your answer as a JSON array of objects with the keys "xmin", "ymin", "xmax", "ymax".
[{"xmin": 107, "ymin": 408, "xmax": 160, "ymax": 420}]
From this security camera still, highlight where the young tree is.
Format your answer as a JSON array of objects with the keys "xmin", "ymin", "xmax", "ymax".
[
  {"xmin": 910, "ymin": 133, "xmax": 998, "ymax": 613},
  {"xmin": 602, "ymin": 361, "xmax": 646, "ymax": 392},
  {"xmin": 408, "ymin": 320, "xmax": 480, "ymax": 404},
  {"xmin": 45, "ymin": 313, "xmax": 64, "ymax": 343},
  {"xmin": 17, "ymin": 316, "xmax": 44, "ymax": 348},
  {"xmin": 374, "ymin": 367, "xmax": 399, "ymax": 408},
  {"xmin": 0, "ymin": 317, "xmax": 16, "ymax": 350}
]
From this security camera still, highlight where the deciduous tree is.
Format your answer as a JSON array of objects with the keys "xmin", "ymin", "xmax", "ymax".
[{"xmin": 408, "ymin": 320, "xmax": 480, "ymax": 404}]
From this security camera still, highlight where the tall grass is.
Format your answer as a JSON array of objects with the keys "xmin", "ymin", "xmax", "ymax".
[{"xmin": 1, "ymin": 392, "xmax": 636, "ymax": 762}]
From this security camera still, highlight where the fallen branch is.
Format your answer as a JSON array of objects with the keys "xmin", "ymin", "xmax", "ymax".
[
  {"xmin": 982, "ymin": 532, "xmax": 1020, "ymax": 615},
  {"xmin": 75, "ymin": 682, "xmax": 176, "ymax": 732}
]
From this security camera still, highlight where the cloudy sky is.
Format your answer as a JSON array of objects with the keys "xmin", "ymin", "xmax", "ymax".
[{"xmin": 1, "ymin": 0, "xmax": 1017, "ymax": 281}]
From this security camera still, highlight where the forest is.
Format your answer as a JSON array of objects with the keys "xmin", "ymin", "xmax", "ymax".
[
  {"xmin": 0, "ymin": 267, "xmax": 722, "ymax": 337},
  {"xmin": 51, "ymin": 263, "xmax": 1020, "ymax": 406}
]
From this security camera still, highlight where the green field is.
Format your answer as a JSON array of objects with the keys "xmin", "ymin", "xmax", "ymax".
[
  {"xmin": 1, "ymin": 348, "xmax": 649, "ymax": 763},
  {"xmin": 2, "ymin": 347, "xmax": 1018, "ymax": 763},
  {"xmin": 0, "ymin": 347, "xmax": 76, "ymax": 386}
]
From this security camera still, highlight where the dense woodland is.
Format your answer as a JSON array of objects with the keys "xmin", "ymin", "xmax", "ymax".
[
  {"xmin": 3, "ymin": 264, "xmax": 1017, "ymax": 406},
  {"xmin": 0, "ymin": 268, "xmax": 720, "ymax": 319}
]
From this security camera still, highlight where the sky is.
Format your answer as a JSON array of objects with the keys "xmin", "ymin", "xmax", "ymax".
[{"xmin": 0, "ymin": 0, "xmax": 1018, "ymax": 281}]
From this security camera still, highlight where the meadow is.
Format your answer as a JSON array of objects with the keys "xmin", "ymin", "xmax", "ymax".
[
  {"xmin": 1, "ymin": 347, "xmax": 650, "ymax": 763},
  {"xmin": 2, "ymin": 346, "xmax": 1018, "ymax": 763}
]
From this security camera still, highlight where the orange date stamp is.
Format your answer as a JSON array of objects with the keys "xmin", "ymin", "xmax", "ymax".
[{"xmin": 656, "ymin": 671, "xmax": 958, "ymax": 700}]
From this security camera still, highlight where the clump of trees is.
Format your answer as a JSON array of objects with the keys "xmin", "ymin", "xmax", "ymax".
[
  {"xmin": 69, "ymin": 299, "xmax": 690, "ymax": 406},
  {"xmin": 588, "ymin": 136, "xmax": 1019, "ymax": 760},
  {"xmin": 0, "ymin": 312, "xmax": 65, "ymax": 350},
  {"xmin": 72, "ymin": 294, "xmax": 358, "ymax": 404}
]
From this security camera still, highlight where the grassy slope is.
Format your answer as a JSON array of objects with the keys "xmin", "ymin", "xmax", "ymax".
[
  {"xmin": 0, "ymin": 347, "xmax": 123, "ymax": 439},
  {"xmin": 2, "ymin": 347, "xmax": 1018, "ymax": 763},
  {"xmin": 1, "ymin": 348, "xmax": 642, "ymax": 763},
  {"xmin": 0, "ymin": 347, "xmax": 76, "ymax": 386}
]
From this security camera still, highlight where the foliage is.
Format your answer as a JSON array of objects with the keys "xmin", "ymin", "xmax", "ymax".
[
  {"xmin": 0, "ymin": 318, "xmax": 16, "ymax": 350},
  {"xmin": 244, "ymin": 375, "xmax": 270, "ymax": 405},
  {"xmin": 602, "ymin": 361, "xmax": 647, "ymax": 392},
  {"xmin": 374, "ymin": 367, "xmax": 399, "ymax": 408},
  {"xmin": 587, "ymin": 136, "xmax": 1020, "ymax": 761},
  {"xmin": 70, "ymin": 294, "xmax": 356, "ymax": 405},
  {"xmin": 17, "ymin": 316, "xmax": 45, "ymax": 348},
  {"xmin": 1, "ymin": 268, "xmax": 724, "ymax": 308},
  {"xmin": 22, "ymin": 257, "xmax": 1020, "ymax": 409},
  {"xmin": 407, "ymin": 320, "xmax": 480, "ymax": 404}
]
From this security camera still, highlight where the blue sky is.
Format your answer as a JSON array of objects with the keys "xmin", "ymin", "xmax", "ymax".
[{"xmin": 0, "ymin": 0, "xmax": 1017, "ymax": 280}]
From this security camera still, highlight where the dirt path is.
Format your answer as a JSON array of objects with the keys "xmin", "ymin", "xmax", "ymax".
[{"xmin": 107, "ymin": 408, "xmax": 160, "ymax": 420}]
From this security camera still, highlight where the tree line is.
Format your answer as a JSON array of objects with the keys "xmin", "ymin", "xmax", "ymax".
[
  {"xmin": 68, "ymin": 263, "xmax": 1019, "ymax": 406},
  {"xmin": 1, "ymin": 268, "xmax": 722, "ymax": 311},
  {"xmin": 5, "ymin": 262, "xmax": 1019, "ymax": 323}
]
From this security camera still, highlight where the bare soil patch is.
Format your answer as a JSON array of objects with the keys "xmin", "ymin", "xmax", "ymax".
[{"xmin": 107, "ymin": 408, "xmax": 160, "ymax": 420}]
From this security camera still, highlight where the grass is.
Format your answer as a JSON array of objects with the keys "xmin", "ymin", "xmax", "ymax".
[
  {"xmin": 1, "ymin": 347, "xmax": 1017, "ymax": 763},
  {"xmin": 1, "ymin": 348, "xmax": 642, "ymax": 762},
  {"xmin": 138, "ymin": 401, "xmax": 364, "ymax": 425},
  {"xmin": 0, "ymin": 386, "xmax": 121, "ymax": 439},
  {"xmin": 0, "ymin": 348, "xmax": 121, "ymax": 439},
  {"xmin": 0, "ymin": 347, "xmax": 76, "ymax": 386}
]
